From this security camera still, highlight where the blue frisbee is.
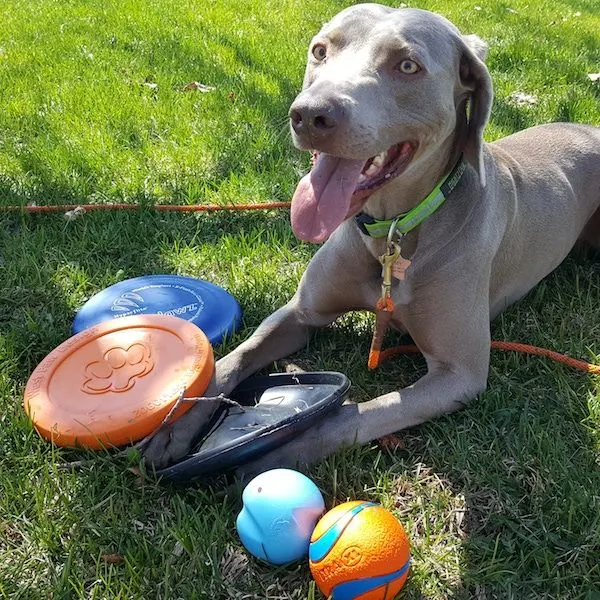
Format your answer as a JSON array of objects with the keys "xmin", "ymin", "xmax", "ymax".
[{"xmin": 72, "ymin": 275, "xmax": 242, "ymax": 344}]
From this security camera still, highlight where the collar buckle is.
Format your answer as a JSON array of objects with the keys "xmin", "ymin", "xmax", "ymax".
[{"xmin": 354, "ymin": 212, "xmax": 377, "ymax": 236}]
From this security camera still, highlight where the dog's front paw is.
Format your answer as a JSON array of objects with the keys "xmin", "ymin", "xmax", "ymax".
[
  {"xmin": 141, "ymin": 426, "xmax": 188, "ymax": 471},
  {"xmin": 234, "ymin": 401, "xmax": 361, "ymax": 482},
  {"xmin": 141, "ymin": 398, "xmax": 222, "ymax": 471}
]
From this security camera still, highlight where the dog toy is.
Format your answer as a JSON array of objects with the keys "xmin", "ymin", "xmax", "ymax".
[
  {"xmin": 157, "ymin": 372, "xmax": 349, "ymax": 483},
  {"xmin": 236, "ymin": 469, "xmax": 325, "ymax": 565},
  {"xmin": 309, "ymin": 501, "xmax": 411, "ymax": 599},
  {"xmin": 23, "ymin": 314, "xmax": 214, "ymax": 449},
  {"xmin": 72, "ymin": 274, "xmax": 242, "ymax": 344}
]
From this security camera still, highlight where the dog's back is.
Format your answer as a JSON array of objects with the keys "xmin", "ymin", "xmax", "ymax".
[{"xmin": 487, "ymin": 123, "xmax": 600, "ymax": 315}]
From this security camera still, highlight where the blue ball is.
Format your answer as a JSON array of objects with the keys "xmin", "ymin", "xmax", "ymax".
[{"xmin": 236, "ymin": 469, "xmax": 325, "ymax": 565}]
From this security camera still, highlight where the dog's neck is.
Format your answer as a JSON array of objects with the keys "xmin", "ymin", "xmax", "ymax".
[{"xmin": 361, "ymin": 101, "xmax": 469, "ymax": 221}]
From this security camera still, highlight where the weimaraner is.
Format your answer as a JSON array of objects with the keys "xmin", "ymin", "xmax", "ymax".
[{"xmin": 144, "ymin": 4, "xmax": 600, "ymax": 474}]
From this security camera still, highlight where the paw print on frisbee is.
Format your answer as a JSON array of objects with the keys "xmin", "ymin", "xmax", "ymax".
[{"xmin": 82, "ymin": 343, "xmax": 154, "ymax": 394}]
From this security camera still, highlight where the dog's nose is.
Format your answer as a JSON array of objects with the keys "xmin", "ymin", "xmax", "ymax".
[{"xmin": 289, "ymin": 98, "xmax": 345, "ymax": 140}]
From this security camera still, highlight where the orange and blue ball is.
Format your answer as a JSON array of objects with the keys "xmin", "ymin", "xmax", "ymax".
[{"xmin": 309, "ymin": 501, "xmax": 411, "ymax": 600}]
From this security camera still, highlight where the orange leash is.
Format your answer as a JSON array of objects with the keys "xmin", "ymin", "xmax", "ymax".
[
  {"xmin": 370, "ymin": 339, "xmax": 600, "ymax": 374},
  {"xmin": 367, "ymin": 297, "xmax": 395, "ymax": 369},
  {"xmin": 0, "ymin": 202, "xmax": 292, "ymax": 214},
  {"xmin": 490, "ymin": 341, "xmax": 600, "ymax": 374}
]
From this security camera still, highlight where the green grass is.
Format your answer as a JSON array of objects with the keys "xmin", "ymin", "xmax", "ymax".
[{"xmin": 1, "ymin": 0, "xmax": 599, "ymax": 598}]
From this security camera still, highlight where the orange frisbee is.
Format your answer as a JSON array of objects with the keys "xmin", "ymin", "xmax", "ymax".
[{"xmin": 24, "ymin": 314, "xmax": 214, "ymax": 449}]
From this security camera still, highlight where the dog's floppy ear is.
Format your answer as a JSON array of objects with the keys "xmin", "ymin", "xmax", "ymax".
[{"xmin": 458, "ymin": 34, "xmax": 493, "ymax": 187}]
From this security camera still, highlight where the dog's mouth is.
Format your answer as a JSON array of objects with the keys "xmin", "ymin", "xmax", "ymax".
[
  {"xmin": 356, "ymin": 141, "xmax": 416, "ymax": 193},
  {"xmin": 291, "ymin": 141, "xmax": 417, "ymax": 243}
]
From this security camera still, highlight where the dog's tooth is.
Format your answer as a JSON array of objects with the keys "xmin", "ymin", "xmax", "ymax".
[
  {"xmin": 358, "ymin": 173, "xmax": 366, "ymax": 183},
  {"xmin": 384, "ymin": 173, "xmax": 391, "ymax": 179},
  {"xmin": 372, "ymin": 151, "xmax": 387, "ymax": 167},
  {"xmin": 365, "ymin": 163, "xmax": 380, "ymax": 176}
]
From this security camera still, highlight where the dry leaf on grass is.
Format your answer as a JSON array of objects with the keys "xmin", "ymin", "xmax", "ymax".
[
  {"xmin": 127, "ymin": 466, "xmax": 147, "ymax": 487},
  {"xmin": 378, "ymin": 434, "xmax": 406, "ymax": 450},
  {"xmin": 220, "ymin": 545, "xmax": 249, "ymax": 585},
  {"xmin": 64, "ymin": 206, "xmax": 86, "ymax": 221},
  {"xmin": 183, "ymin": 81, "xmax": 216, "ymax": 92},
  {"xmin": 171, "ymin": 540, "xmax": 185, "ymax": 559},
  {"xmin": 101, "ymin": 553, "xmax": 125, "ymax": 564},
  {"xmin": 508, "ymin": 91, "xmax": 538, "ymax": 106}
]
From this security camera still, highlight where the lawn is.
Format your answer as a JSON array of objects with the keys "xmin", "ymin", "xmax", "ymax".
[{"xmin": 1, "ymin": 0, "xmax": 599, "ymax": 598}]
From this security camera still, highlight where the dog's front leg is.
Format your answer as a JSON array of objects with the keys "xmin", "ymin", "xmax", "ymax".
[
  {"xmin": 142, "ymin": 234, "xmax": 378, "ymax": 469},
  {"xmin": 215, "ymin": 299, "xmax": 329, "ymax": 396},
  {"xmin": 233, "ymin": 365, "xmax": 489, "ymax": 480},
  {"xmin": 233, "ymin": 282, "xmax": 492, "ymax": 478},
  {"xmin": 142, "ymin": 300, "xmax": 333, "ymax": 469}
]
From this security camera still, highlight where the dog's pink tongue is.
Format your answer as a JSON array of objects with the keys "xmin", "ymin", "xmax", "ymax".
[{"xmin": 291, "ymin": 154, "xmax": 364, "ymax": 243}]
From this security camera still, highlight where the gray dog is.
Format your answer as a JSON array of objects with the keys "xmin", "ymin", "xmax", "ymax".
[{"xmin": 144, "ymin": 4, "xmax": 600, "ymax": 473}]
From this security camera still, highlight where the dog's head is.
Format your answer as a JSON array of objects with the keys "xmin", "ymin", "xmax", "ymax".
[{"xmin": 289, "ymin": 4, "xmax": 493, "ymax": 243}]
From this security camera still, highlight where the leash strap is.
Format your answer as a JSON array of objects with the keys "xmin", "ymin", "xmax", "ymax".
[
  {"xmin": 368, "ymin": 297, "xmax": 394, "ymax": 369},
  {"xmin": 368, "ymin": 238, "xmax": 402, "ymax": 369},
  {"xmin": 371, "ymin": 341, "xmax": 600, "ymax": 374}
]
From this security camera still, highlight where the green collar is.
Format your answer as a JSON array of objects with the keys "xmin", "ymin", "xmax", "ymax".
[{"xmin": 354, "ymin": 156, "xmax": 467, "ymax": 238}]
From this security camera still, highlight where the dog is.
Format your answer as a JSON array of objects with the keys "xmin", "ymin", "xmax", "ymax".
[{"xmin": 143, "ymin": 3, "xmax": 600, "ymax": 474}]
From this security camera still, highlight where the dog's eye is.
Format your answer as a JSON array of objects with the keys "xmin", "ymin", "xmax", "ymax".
[
  {"xmin": 397, "ymin": 59, "xmax": 420, "ymax": 74},
  {"xmin": 312, "ymin": 44, "xmax": 327, "ymax": 61}
]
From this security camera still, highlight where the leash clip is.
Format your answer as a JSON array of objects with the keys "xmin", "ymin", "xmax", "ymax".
[
  {"xmin": 378, "ymin": 217, "xmax": 405, "ymax": 301},
  {"xmin": 379, "ymin": 242, "xmax": 401, "ymax": 301}
]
